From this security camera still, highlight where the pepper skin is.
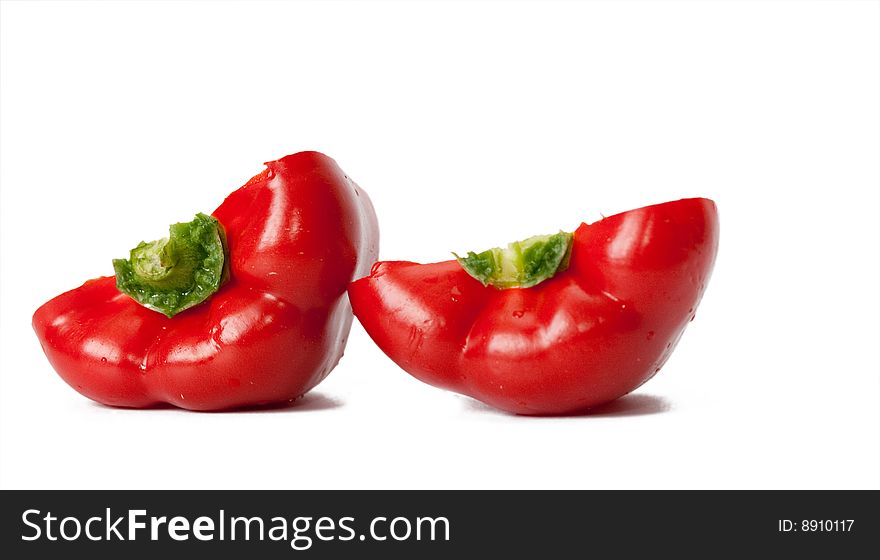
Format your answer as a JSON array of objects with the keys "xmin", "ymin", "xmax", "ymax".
[
  {"xmin": 348, "ymin": 198, "xmax": 718, "ymax": 415},
  {"xmin": 33, "ymin": 152, "xmax": 379, "ymax": 410}
]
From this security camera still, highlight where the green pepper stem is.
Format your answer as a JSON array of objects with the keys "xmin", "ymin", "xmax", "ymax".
[
  {"xmin": 113, "ymin": 213, "xmax": 228, "ymax": 317},
  {"xmin": 454, "ymin": 230, "xmax": 573, "ymax": 289}
]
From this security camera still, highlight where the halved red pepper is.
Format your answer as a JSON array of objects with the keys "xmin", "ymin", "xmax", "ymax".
[
  {"xmin": 33, "ymin": 151, "xmax": 379, "ymax": 410},
  {"xmin": 348, "ymin": 198, "xmax": 718, "ymax": 415}
]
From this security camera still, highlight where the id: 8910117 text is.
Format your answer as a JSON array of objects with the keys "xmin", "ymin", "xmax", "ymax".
[{"xmin": 778, "ymin": 520, "xmax": 854, "ymax": 533}]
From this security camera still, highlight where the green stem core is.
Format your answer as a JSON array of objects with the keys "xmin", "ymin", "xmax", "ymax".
[
  {"xmin": 113, "ymin": 213, "xmax": 228, "ymax": 317},
  {"xmin": 454, "ymin": 230, "xmax": 573, "ymax": 289}
]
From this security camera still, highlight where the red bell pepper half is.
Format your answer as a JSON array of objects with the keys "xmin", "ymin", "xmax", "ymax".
[
  {"xmin": 33, "ymin": 152, "xmax": 379, "ymax": 410},
  {"xmin": 348, "ymin": 198, "xmax": 718, "ymax": 415}
]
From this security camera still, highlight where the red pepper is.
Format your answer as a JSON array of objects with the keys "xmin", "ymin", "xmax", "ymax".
[
  {"xmin": 33, "ymin": 152, "xmax": 379, "ymax": 410},
  {"xmin": 348, "ymin": 198, "xmax": 718, "ymax": 415}
]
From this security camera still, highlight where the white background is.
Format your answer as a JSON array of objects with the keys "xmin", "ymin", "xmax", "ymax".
[{"xmin": 1, "ymin": 0, "xmax": 878, "ymax": 490}]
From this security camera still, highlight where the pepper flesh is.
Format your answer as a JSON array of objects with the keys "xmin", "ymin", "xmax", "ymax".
[
  {"xmin": 348, "ymin": 198, "xmax": 718, "ymax": 415},
  {"xmin": 33, "ymin": 152, "xmax": 379, "ymax": 410}
]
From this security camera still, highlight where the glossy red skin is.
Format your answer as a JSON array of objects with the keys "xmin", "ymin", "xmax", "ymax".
[
  {"xmin": 349, "ymin": 198, "xmax": 718, "ymax": 415},
  {"xmin": 33, "ymin": 152, "xmax": 379, "ymax": 410}
]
